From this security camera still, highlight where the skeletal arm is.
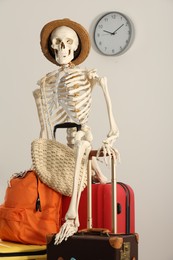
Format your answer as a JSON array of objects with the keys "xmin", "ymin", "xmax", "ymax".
[
  {"xmin": 33, "ymin": 88, "xmax": 48, "ymax": 138},
  {"xmin": 33, "ymin": 70, "xmax": 61, "ymax": 139},
  {"xmin": 99, "ymin": 76, "xmax": 119, "ymax": 145},
  {"xmin": 88, "ymin": 70, "xmax": 120, "ymax": 161}
]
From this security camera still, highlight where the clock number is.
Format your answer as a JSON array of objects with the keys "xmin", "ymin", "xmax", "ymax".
[
  {"xmin": 98, "ymin": 24, "xmax": 103, "ymax": 29},
  {"xmin": 111, "ymin": 14, "xmax": 116, "ymax": 19}
]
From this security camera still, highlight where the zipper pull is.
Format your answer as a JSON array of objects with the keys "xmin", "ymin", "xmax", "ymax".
[{"xmin": 36, "ymin": 195, "xmax": 42, "ymax": 212}]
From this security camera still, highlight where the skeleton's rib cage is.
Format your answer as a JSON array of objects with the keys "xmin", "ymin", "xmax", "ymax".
[
  {"xmin": 58, "ymin": 69, "xmax": 92, "ymax": 125},
  {"xmin": 33, "ymin": 68, "xmax": 93, "ymax": 139}
]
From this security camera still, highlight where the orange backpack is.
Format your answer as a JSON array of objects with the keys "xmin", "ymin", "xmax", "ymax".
[{"xmin": 0, "ymin": 170, "xmax": 62, "ymax": 245}]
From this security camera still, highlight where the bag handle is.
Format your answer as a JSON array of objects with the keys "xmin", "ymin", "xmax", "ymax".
[
  {"xmin": 78, "ymin": 228, "xmax": 111, "ymax": 235},
  {"xmin": 53, "ymin": 122, "xmax": 82, "ymax": 138}
]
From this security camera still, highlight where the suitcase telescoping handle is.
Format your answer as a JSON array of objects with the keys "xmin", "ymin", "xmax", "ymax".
[
  {"xmin": 87, "ymin": 150, "xmax": 117, "ymax": 233},
  {"xmin": 53, "ymin": 122, "xmax": 82, "ymax": 138}
]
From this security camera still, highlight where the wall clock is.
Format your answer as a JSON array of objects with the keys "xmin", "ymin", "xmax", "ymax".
[{"xmin": 94, "ymin": 12, "xmax": 134, "ymax": 56}]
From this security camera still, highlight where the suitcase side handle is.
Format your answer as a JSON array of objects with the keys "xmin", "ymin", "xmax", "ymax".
[{"xmin": 78, "ymin": 228, "xmax": 111, "ymax": 236}]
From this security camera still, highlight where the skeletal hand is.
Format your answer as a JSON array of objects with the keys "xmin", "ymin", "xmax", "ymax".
[
  {"xmin": 96, "ymin": 135, "xmax": 120, "ymax": 165},
  {"xmin": 97, "ymin": 141, "xmax": 115, "ymax": 165},
  {"xmin": 54, "ymin": 219, "xmax": 78, "ymax": 245}
]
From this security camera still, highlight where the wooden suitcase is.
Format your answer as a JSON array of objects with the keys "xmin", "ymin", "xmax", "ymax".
[
  {"xmin": 47, "ymin": 150, "xmax": 139, "ymax": 260},
  {"xmin": 0, "ymin": 240, "xmax": 47, "ymax": 259}
]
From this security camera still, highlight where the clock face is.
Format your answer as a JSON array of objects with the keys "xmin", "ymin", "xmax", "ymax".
[{"xmin": 94, "ymin": 12, "xmax": 133, "ymax": 56}]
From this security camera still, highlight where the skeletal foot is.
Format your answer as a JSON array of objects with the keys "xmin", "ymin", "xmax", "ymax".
[{"xmin": 54, "ymin": 219, "xmax": 78, "ymax": 245}]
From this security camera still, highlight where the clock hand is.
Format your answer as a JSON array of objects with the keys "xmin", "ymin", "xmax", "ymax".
[
  {"xmin": 112, "ymin": 24, "xmax": 124, "ymax": 34},
  {"xmin": 103, "ymin": 29, "xmax": 114, "ymax": 35},
  {"xmin": 103, "ymin": 24, "xmax": 124, "ymax": 35}
]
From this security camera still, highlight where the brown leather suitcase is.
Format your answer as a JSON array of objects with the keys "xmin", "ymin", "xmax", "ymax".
[
  {"xmin": 47, "ymin": 231, "xmax": 138, "ymax": 260},
  {"xmin": 47, "ymin": 150, "xmax": 139, "ymax": 260}
]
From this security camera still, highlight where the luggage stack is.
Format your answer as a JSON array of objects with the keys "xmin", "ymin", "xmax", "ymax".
[
  {"xmin": 47, "ymin": 150, "xmax": 139, "ymax": 260},
  {"xmin": 0, "ymin": 128, "xmax": 138, "ymax": 260}
]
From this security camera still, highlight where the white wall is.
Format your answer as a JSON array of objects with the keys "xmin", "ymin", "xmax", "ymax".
[{"xmin": 0, "ymin": 0, "xmax": 173, "ymax": 259}]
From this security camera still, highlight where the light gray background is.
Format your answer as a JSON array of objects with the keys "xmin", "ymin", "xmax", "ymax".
[{"xmin": 0, "ymin": 0, "xmax": 173, "ymax": 259}]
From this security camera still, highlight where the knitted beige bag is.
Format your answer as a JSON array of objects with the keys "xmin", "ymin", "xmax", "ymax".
[{"xmin": 31, "ymin": 138, "xmax": 87, "ymax": 196}]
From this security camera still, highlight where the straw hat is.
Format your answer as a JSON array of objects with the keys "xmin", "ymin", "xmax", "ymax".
[{"xmin": 40, "ymin": 18, "xmax": 91, "ymax": 66}]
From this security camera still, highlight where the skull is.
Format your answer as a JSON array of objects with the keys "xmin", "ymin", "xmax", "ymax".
[{"xmin": 51, "ymin": 26, "xmax": 79, "ymax": 65}]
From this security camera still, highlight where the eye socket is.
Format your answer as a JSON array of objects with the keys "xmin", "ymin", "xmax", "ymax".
[
  {"xmin": 55, "ymin": 38, "xmax": 61, "ymax": 44},
  {"xmin": 66, "ymin": 38, "xmax": 73, "ymax": 45}
]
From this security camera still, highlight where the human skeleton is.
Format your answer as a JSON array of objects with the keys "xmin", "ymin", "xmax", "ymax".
[{"xmin": 34, "ymin": 25, "xmax": 119, "ymax": 244}]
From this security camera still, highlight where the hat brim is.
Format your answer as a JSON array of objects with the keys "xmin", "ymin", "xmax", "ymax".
[{"xmin": 40, "ymin": 18, "xmax": 91, "ymax": 66}]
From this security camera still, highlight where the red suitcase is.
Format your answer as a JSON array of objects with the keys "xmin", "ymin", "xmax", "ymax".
[
  {"xmin": 62, "ymin": 182, "xmax": 135, "ymax": 234},
  {"xmin": 47, "ymin": 150, "xmax": 138, "ymax": 260}
]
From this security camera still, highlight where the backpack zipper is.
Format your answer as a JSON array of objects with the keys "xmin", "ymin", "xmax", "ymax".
[{"xmin": 35, "ymin": 175, "xmax": 42, "ymax": 212}]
